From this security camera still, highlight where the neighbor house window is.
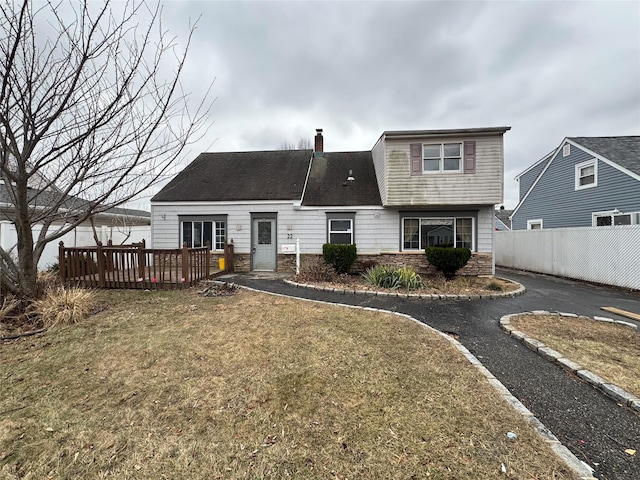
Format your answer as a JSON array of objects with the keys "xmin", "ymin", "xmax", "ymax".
[
  {"xmin": 181, "ymin": 218, "xmax": 226, "ymax": 250},
  {"xmin": 423, "ymin": 143, "xmax": 462, "ymax": 173},
  {"xmin": 593, "ymin": 211, "xmax": 638, "ymax": 226},
  {"xmin": 562, "ymin": 144, "xmax": 570, "ymax": 157},
  {"xmin": 402, "ymin": 217, "xmax": 473, "ymax": 250},
  {"xmin": 527, "ymin": 219, "xmax": 543, "ymax": 230},
  {"xmin": 328, "ymin": 219, "xmax": 353, "ymax": 244},
  {"xmin": 575, "ymin": 159, "xmax": 597, "ymax": 190}
]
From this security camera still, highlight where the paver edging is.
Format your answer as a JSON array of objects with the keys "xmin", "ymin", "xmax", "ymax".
[
  {"xmin": 500, "ymin": 312, "xmax": 640, "ymax": 414},
  {"xmin": 218, "ymin": 280, "xmax": 596, "ymax": 480},
  {"xmin": 283, "ymin": 276, "xmax": 525, "ymax": 300}
]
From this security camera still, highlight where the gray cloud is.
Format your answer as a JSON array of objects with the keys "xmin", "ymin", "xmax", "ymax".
[{"xmin": 152, "ymin": 0, "xmax": 639, "ymax": 208}]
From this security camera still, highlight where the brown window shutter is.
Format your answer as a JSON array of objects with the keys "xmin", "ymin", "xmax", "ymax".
[
  {"xmin": 464, "ymin": 140, "xmax": 476, "ymax": 173},
  {"xmin": 410, "ymin": 143, "xmax": 422, "ymax": 176}
]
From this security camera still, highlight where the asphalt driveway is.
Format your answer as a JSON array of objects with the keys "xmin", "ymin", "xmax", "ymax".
[{"xmin": 222, "ymin": 268, "xmax": 639, "ymax": 480}]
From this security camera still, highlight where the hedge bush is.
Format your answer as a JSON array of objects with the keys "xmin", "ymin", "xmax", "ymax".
[
  {"xmin": 425, "ymin": 247, "xmax": 471, "ymax": 279},
  {"xmin": 322, "ymin": 243, "xmax": 357, "ymax": 274}
]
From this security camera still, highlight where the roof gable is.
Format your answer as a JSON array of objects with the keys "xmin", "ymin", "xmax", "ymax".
[
  {"xmin": 511, "ymin": 136, "xmax": 640, "ymax": 219},
  {"xmin": 569, "ymin": 136, "xmax": 640, "ymax": 177},
  {"xmin": 302, "ymin": 151, "xmax": 382, "ymax": 206},
  {"xmin": 152, "ymin": 150, "xmax": 312, "ymax": 202}
]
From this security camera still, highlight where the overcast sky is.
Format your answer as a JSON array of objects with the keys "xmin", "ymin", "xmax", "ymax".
[{"xmin": 147, "ymin": 0, "xmax": 639, "ymax": 209}]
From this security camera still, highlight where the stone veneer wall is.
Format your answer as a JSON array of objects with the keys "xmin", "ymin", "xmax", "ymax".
[{"xmin": 212, "ymin": 252, "xmax": 493, "ymax": 276}]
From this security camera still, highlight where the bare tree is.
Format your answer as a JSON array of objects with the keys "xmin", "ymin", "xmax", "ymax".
[
  {"xmin": 279, "ymin": 138, "xmax": 312, "ymax": 150},
  {"xmin": 0, "ymin": 0, "xmax": 213, "ymax": 298}
]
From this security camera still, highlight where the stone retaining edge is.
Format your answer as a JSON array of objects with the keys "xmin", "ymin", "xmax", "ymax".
[
  {"xmin": 283, "ymin": 276, "xmax": 526, "ymax": 300},
  {"xmin": 500, "ymin": 312, "xmax": 640, "ymax": 416},
  {"xmin": 220, "ymin": 281, "xmax": 596, "ymax": 480}
]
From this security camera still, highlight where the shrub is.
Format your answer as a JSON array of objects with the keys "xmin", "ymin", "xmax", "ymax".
[
  {"xmin": 294, "ymin": 258, "xmax": 343, "ymax": 284},
  {"xmin": 425, "ymin": 247, "xmax": 471, "ymax": 279},
  {"xmin": 31, "ymin": 286, "xmax": 95, "ymax": 328},
  {"xmin": 485, "ymin": 280, "xmax": 503, "ymax": 291},
  {"xmin": 362, "ymin": 265, "xmax": 423, "ymax": 291},
  {"xmin": 322, "ymin": 244, "xmax": 357, "ymax": 274}
]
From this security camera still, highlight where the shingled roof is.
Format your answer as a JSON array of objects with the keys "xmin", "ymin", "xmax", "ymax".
[
  {"xmin": 302, "ymin": 151, "xmax": 382, "ymax": 206},
  {"xmin": 570, "ymin": 136, "xmax": 640, "ymax": 176},
  {"xmin": 152, "ymin": 150, "xmax": 312, "ymax": 202}
]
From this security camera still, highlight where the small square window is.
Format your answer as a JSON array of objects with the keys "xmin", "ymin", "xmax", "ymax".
[
  {"xmin": 328, "ymin": 219, "xmax": 353, "ymax": 244},
  {"xmin": 527, "ymin": 219, "xmax": 543, "ymax": 230}
]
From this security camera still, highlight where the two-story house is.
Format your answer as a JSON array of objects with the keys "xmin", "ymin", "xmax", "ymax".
[
  {"xmin": 150, "ymin": 127, "xmax": 510, "ymax": 275},
  {"xmin": 511, "ymin": 137, "xmax": 640, "ymax": 229}
]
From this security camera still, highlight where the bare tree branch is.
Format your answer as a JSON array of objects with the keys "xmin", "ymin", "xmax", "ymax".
[{"xmin": 0, "ymin": 0, "xmax": 214, "ymax": 298}]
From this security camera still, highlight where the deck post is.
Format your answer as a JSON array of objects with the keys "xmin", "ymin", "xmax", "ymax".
[
  {"xmin": 96, "ymin": 241, "xmax": 106, "ymax": 287},
  {"xmin": 58, "ymin": 241, "xmax": 66, "ymax": 284},
  {"xmin": 225, "ymin": 239, "xmax": 235, "ymax": 273},
  {"xmin": 182, "ymin": 242, "xmax": 190, "ymax": 285},
  {"xmin": 137, "ymin": 242, "xmax": 146, "ymax": 281},
  {"xmin": 206, "ymin": 241, "xmax": 211, "ymax": 277}
]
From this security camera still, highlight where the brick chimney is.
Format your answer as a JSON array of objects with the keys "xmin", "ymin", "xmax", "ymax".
[{"xmin": 314, "ymin": 128, "xmax": 323, "ymax": 157}]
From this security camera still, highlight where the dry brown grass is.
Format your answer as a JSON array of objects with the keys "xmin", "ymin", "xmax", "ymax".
[
  {"xmin": 0, "ymin": 289, "xmax": 577, "ymax": 479},
  {"xmin": 30, "ymin": 286, "xmax": 95, "ymax": 328},
  {"xmin": 511, "ymin": 314, "xmax": 640, "ymax": 397}
]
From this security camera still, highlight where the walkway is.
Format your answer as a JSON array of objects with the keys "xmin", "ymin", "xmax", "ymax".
[{"xmin": 221, "ymin": 269, "xmax": 639, "ymax": 480}]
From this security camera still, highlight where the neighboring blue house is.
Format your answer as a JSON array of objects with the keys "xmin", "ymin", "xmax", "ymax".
[{"xmin": 511, "ymin": 137, "xmax": 640, "ymax": 230}]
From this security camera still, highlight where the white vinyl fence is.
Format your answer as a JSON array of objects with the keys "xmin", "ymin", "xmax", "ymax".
[
  {"xmin": 0, "ymin": 222, "xmax": 150, "ymax": 270},
  {"xmin": 494, "ymin": 225, "xmax": 640, "ymax": 290}
]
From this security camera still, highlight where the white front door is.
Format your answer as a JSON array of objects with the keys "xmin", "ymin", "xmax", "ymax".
[{"xmin": 252, "ymin": 218, "xmax": 276, "ymax": 271}]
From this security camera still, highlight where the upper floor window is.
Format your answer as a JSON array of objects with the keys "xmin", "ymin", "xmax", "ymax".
[
  {"xmin": 575, "ymin": 159, "xmax": 597, "ymax": 190},
  {"xmin": 423, "ymin": 143, "xmax": 462, "ymax": 173}
]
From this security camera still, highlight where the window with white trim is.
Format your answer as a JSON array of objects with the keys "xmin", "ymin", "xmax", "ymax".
[
  {"xmin": 562, "ymin": 144, "xmax": 570, "ymax": 157},
  {"xmin": 575, "ymin": 159, "xmax": 597, "ymax": 190},
  {"xmin": 181, "ymin": 219, "xmax": 226, "ymax": 250},
  {"xmin": 593, "ymin": 210, "xmax": 639, "ymax": 226},
  {"xmin": 423, "ymin": 143, "xmax": 462, "ymax": 173},
  {"xmin": 328, "ymin": 219, "xmax": 353, "ymax": 244},
  {"xmin": 527, "ymin": 219, "xmax": 543, "ymax": 230},
  {"xmin": 402, "ymin": 217, "xmax": 473, "ymax": 250}
]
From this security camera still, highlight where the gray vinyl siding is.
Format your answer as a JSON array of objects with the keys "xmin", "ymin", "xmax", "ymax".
[
  {"xmin": 151, "ymin": 202, "xmax": 397, "ymax": 255},
  {"xmin": 512, "ymin": 148, "xmax": 640, "ymax": 229},
  {"xmin": 518, "ymin": 157, "xmax": 550, "ymax": 200},
  {"xmin": 151, "ymin": 202, "xmax": 495, "ymax": 254},
  {"xmin": 371, "ymin": 136, "xmax": 387, "ymax": 205},
  {"xmin": 382, "ymin": 135, "xmax": 504, "ymax": 206}
]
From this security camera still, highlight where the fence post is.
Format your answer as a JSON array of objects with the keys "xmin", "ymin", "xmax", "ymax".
[
  {"xmin": 206, "ymin": 241, "xmax": 211, "ymax": 276},
  {"xmin": 96, "ymin": 241, "xmax": 106, "ymax": 288},
  {"xmin": 225, "ymin": 239, "xmax": 234, "ymax": 273},
  {"xmin": 137, "ymin": 242, "xmax": 146, "ymax": 281},
  {"xmin": 182, "ymin": 242, "xmax": 190, "ymax": 285},
  {"xmin": 58, "ymin": 241, "xmax": 65, "ymax": 283},
  {"xmin": 296, "ymin": 238, "xmax": 300, "ymax": 275}
]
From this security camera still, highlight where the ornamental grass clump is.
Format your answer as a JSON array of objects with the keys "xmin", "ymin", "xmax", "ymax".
[
  {"xmin": 362, "ymin": 265, "xmax": 423, "ymax": 291},
  {"xmin": 31, "ymin": 286, "xmax": 95, "ymax": 328}
]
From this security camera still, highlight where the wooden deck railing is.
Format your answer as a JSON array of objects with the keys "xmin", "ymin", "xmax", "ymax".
[{"xmin": 58, "ymin": 240, "xmax": 213, "ymax": 289}]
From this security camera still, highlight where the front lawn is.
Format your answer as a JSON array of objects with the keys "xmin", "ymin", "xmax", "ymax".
[{"xmin": 1, "ymin": 289, "xmax": 576, "ymax": 479}]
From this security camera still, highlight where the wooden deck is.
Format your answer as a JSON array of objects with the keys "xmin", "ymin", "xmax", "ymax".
[{"xmin": 59, "ymin": 241, "xmax": 226, "ymax": 290}]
